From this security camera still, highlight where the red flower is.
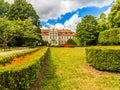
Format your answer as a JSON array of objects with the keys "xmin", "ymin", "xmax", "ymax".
[{"xmin": 60, "ymin": 43, "xmax": 73, "ymax": 47}]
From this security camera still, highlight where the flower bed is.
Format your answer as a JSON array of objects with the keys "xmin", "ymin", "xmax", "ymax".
[
  {"xmin": 0, "ymin": 47, "xmax": 49, "ymax": 89},
  {"xmin": 0, "ymin": 48, "xmax": 39, "ymax": 65},
  {"xmin": 59, "ymin": 43, "xmax": 73, "ymax": 47}
]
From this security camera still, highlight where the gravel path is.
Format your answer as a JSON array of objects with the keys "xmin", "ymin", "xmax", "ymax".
[{"xmin": 0, "ymin": 48, "xmax": 29, "ymax": 56}]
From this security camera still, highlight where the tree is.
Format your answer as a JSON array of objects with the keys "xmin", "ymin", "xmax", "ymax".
[
  {"xmin": 14, "ymin": 19, "xmax": 41, "ymax": 46},
  {"xmin": 98, "ymin": 28, "xmax": 120, "ymax": 45},
  {"xmin": 7, "ymin": 0, "xmax": 41, "ymax": 30},
  {"xmin": 75, "ymin": 15, "xmax": 98, "ymax": 46},
  {"xmin": 66, "ymin": 39, "xmax": 77, "ymax": 45},
  {"xmin": 0, "ymin": 0, "xmax": 10, "ymax": 17},
  {"xmin": 108, "ymin": 0, "xmax": 120, "ymax": 28},
  {"xmin": 7, "ymin": 0, "xmax": 42, "ymax": 46},
  {"xmin": 22, "ymin": 19, "xmax": 41, "ymax": 46},
  {"xmin": 97, "ymin": 13, "xmax": 108, "ymax": 32},
  {"xmin": 0, "ymin": 18, "xmax": 17, "ymax": 48},
  {"xmin": 7, "ymin": 0, "xmax": 38, "ymax": 21}
]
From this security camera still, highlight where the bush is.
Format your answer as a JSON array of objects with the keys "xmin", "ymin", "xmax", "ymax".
[
  {"xmin": 98, "ymin": 28, "xmax": 120, "ymax": 45},
  {"xmin": 0, "ymin": 47, "xmax": 48, "ymax": 89},
  {"xmin": 86, "ymin": 47, "xmax": 120, "ymax": 72},
  {"xmin": 66, "ymin": 39, "xmax": 77, "ymax": 45}
]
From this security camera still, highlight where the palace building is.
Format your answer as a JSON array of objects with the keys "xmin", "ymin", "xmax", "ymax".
[{"xmin": 41, "ymin": 28, "xmax": 75, "ymax": 45}]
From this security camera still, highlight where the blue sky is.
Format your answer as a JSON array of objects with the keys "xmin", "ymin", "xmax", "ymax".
[
  {"xmin": 41, "ymin": 3, "xmax": 112, "ymax": 30},
  {"xmin": 5, "ymin": 0, "xmax": 114, "ymax": 31}
]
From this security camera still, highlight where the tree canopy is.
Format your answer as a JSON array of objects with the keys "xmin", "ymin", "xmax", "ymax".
[
  {"xmin": 0, "ymin": 17, "xmax": 17, "ymax": 47},
  {"xmin": 0, "ymin": 0, "xmax": 42, "ymax": 47},
  {"xmin": 75, "ymin": 15, "xmax": 98, "ymax": 46},
  {"xmin": 0, "ymin": 0, "xmax": 10, "ymax": 17},
  {"xmin": 7, "ymin": 0, "xmax": 40, "ymax": 27},
  {"xmin": 97, "ymin": 13, "xmax": 108, "ymax": 32},
  {"xmin": 108, "ymin": 0, "xmax": 120, "ymax": 28}
]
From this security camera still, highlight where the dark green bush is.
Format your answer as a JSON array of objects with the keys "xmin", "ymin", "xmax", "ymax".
[
  {"xmin": 86, "ymin": 48, "xmax": 120, "ymax": 72},
  {"xmin": 98, "ymin": 28, "xmax": 120, "ymax": 45}
]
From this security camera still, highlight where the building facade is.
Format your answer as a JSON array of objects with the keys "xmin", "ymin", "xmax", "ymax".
[{"xmin": 41, "ymin": 28, "xmax": 75, "ymax": 45}]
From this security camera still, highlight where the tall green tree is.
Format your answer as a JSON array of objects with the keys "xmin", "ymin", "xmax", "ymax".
[
  {"xmin": 0, "ymin": 0, "xmax": 10, "ymax": 17},
  {"xmin": 97, "ymin": 13, "xmax": 108, "ymax": 31},
  {"xmin": 108, "ymin": 0, "xmax": 120, "ymax": 28},
  {"xmin": 0, "ymin": 18, "xmax": 17, "ymax": 48},
  {"xmin": 13, "ymin": 19, "xmax": 40, "ymax": 46},
  {"xmin": 7, "ymin": 0, "xmax": 41, "ymax": 29},
  {"xmin": 7, "ymin": 0, "xmax": 42, "ymax": 46},
  {"xmin": 75, "ymin": 15, "xmax": 98, "ymax": 46}
]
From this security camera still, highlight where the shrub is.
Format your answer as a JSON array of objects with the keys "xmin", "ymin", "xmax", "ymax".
[
  {"xmin": 0, "ymin": 47, "xmax": 48, "ymax": 89},
  {"xmin": 86, "ymin": 47, "xmax": 120, "ymax": 72},
  {"xmin": 66, "ymin": 39, "xmax": 77, "ymax": 45},
  {"xmin": 98, "ymin": 28, "xmax": 120, "ymax": 45}
]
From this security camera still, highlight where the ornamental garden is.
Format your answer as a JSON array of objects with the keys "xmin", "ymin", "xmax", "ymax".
[{"xmin": 0, "ymin": 0, "xmax": 120, "ymax": 89}]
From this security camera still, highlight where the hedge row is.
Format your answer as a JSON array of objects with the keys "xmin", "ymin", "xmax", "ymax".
[
  {"xmin": 98, "ymin": 28, "xmax": 120, "ymax": 45},
  {"xmin": 86, "ymin": 47, "xmax": 120, "ymax": 72},
  {"xmin": 0, "ymin": 47, "xmax": 48, "ymax": 90},
  {"xmin": 0, "ymin": 48, "xmax": 39, "ymax": 65}
]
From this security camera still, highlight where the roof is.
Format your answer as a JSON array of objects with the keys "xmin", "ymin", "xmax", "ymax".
[
  {"xmin": 41, "ymin": 29, "xmax": 49, "ymax": 32},
  {"xmin": 41, "ymin": 29, "xmax": 49, "ymax": 36},
  {"xmin": 41, "ymin": 29, "xmax": 75, "ymax": 36}
]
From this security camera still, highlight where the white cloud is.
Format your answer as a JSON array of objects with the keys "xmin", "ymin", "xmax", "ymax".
[
  {"xmin": 5, "ymin": 0, "xmax": 114, "ymax": 20},
  {"xmin": 4, "ymin": 0, "xmax": 14, "ymax": 3},
  {"xmin": 41, "ymin": 26, "xmax": 48, "ymax": 29},
  {"xmin": 104, "ymin": 7, "xmax": 111, "ymax": 16},
  {"xmin": 64, "ymin": 13, "xmax": 81, "ymax": 32},
  {"xmin": 54, "ymin": 23, "xmax": 65, "ymax": 29},
  {"xmin": 49, "ymin": 13, "xmax": 81, "ymax": 32},
  {"xmin": 46, "ymin": 23, "xmax": 53, "ymax": 27}
]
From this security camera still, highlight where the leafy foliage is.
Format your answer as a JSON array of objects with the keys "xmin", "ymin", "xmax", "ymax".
[
  {"xmin": 86, "ymin": 47, "xmax": 120, "ymax": 72},
  {"xmin": 7, "ymin": 0, "xmax": 40, "ymax": 27},
  {"xmin": 0, "ymin": 47, "xmax": 48, "ymax": 89},
  {"xmin": 97, "ymin": 13, "xmax": 108, "ymax": 32},
  {"xmin": 98, "ymin": 28, "xmax": 120, "ymax": 45},
  {"xmin": 0, "ymin": 0, "xmax": 42, "ymax": 47},
  {"xmin": 0, "ymin": 0, "xmax": 10, "ymax": 17},
  {"xmin": 0, "ymin": 17, "xmax": 17, "ymax": 47},
  {"xmin": 0, "ymin": 18, "xmax": 40, "ymax": 47},
  {"xmin": 108, "ymin": 0, "xmax": 120, "ymax": 28},
  {"xmin": 66, "ymin": 39, "xmax": 77, "ymax": 45},
  {"xmin": 75, "ymin": 15, "xmax": 98, "ymax": 46}
]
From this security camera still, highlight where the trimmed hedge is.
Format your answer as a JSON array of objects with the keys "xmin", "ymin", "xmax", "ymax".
[
  {"xmin": 0, "ymin": 47, "xmax": 48, "ymax": 90},
  {"xmin": 98, "ymin": 28, "xmax": 120, "ymax": 45},
  {"xmin": 86, "ymin": 47, "xmax": 120, "ymax": 72},
  {"xmin": 0, "ymin": 48, "xmax": 39, "ymax": 65}
]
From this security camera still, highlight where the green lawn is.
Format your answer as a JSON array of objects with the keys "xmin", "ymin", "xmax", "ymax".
[{"xmin": 40, "ymin": 47, "xmax": 120, "ymax": 90}]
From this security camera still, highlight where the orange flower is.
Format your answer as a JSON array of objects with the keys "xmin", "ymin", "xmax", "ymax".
[
  {"xmin": 0, "ymin": 64, "xmax": 3, "ymax": 67},
  {"xmin": 5, "ymin": 63, "xmax": 10, "ymax": 67},
  {"xmin": 4, "ymin": 49, "xmax": 40, "ymax": 67}
]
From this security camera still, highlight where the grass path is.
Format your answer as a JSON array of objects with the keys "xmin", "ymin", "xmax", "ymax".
[{"xmin": 40, "ymin": 47, "xmax": 120, "ymax": 90}]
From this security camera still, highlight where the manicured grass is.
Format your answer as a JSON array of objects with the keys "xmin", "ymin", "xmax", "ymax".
[{"xmin": 40, "ymin": 47, "xmax": 120, "ymax": 90}]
